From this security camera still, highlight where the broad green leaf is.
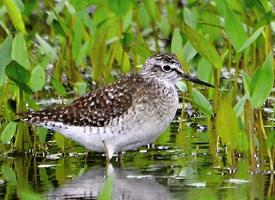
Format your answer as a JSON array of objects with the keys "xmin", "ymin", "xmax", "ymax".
[
  {"xmin": 36, "ymin": 34, "xmax": 57, "ymax": 61},
  {"xmin": 234, "ymin": 95, "xmax": 248, "ymax": 117},
  {"xmin": 236, "ymin": 131, "xmax": 249, "ymax": 152},
  {"xmin": 73, "ymin": 82, "xmax": 87, "ymax": 96},
  {"xmin": 183, "ymin": 23, "xmax": 222, "ymax": 69},
  {"xmin": 121, "ymin": 53, "xmax": 131, "ymax": 73},
  {"xmin": 98, "ymin": 176, "xmax": 113, "ymax": 200},
  {"xmin": 1, "ymin": 165, "xmax": 17, "ymax": 186},
  {"xmin": 5, "ymin": 60, "xmax": 31, "ymax": 84},
  {"xmin": 197, "ymin": 58, "xmax": 212, "ymax": 83},
  {"xmin": 216, "ymin": 95, "xmax": 239, "ymax": 149},
  {"xmin": 158, "ymin": 16, "xmax": 170, "ymax": 37},
  {"xmin": 54, "ymin": 132, "xmax": 65, "ymax": 151},
  {"xmin": 3, "ymin": 0, "xmax": 26, "ymax": 33},
  {"xmin": 37, "ymin": 127, "xmax": 47, "ymax": 143},
  {"xmin": 223, "ymin": 5, "xmax": 248, "ymax": 50},
  {"xmin": 267, "ymin": 131, "xmax": 275, "ymax": 148},
  {"xmin": 51, "ymin": 78, "xmax": 67, "ymax": 97},
  {"xmin": 250, "ymin": 53, "xmax": 274, "ymax": 108},
  {"xmin": 143, "ymin": 0, "xmax": 158, "ymax": 22},
  {"xmin": 183, "ymin": 7, "xmax": 197, "ymax": 29},
  {"xmin": 191, "ymin": 88, "xmax": 213, "ymax": 117},
  {"xmin": 30, "ymin": 65, "xmax": 45, "ymax": 92},
  {"xmin": 11, "ymin": 33, "xmax": 30, "ymax": 69},
  {"xmin": 171, "ymin": 29, "xmax": 182, "ymax": 56},
  {"xmin": 137, "ymin": 3, "xmax": 150, "ymax": 28},
  {"xmin": 237, "ymin": 27, "xmax": 264, "ymax": 53},
  {"xmin": 1, "ymin": 122, "xmax": 17, "ymax": 144},
  {"xmin": 72, "ymin": 16, "xmax": 84, "ymax": 61},
  {"xmin": 182, "ymin": 42, "xmax": 197, "ymax": 62},
  {"xmin": 0, "ymin": 35, "xmax": 12, "ymax": 86},
  {"xmin": 18, "ymin": 190, "xmax": 43, "ymax": 200},
  {"xmin": 108, "ymin": 0, "xmax": 132, "ymax": 16},
  {"xmin": 176, "ymin": 81, "xmax": 187, "ymax": 93}
]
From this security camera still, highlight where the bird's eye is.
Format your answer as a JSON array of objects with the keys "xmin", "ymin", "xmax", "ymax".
[{"xmin": 162, "ymin": 65, "xmax": 172, "ymax": 72}]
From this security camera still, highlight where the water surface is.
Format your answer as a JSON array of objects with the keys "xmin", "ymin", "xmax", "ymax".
[{"xmin": 0, "ymin": 119, "xmax": 273, "ymax": 199}]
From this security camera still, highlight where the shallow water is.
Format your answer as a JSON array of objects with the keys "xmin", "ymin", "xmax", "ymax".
[{"xmin": 0, "ymin": 120, "xmax": 274, "ymax": 200}]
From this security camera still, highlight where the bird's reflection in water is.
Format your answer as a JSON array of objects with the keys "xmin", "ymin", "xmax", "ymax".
[{"xmin": 46, "ymin": 164, "xmax": 170, "ymax": 200}]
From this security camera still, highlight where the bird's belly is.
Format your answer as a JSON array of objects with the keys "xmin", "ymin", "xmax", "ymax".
[
  {"xmin": 114, "ymin": 100, "xmax": 178, "ymax": 151},
  {"xmin": 38, "ymin": 122, "xmax": 113, "ymax": 152}
]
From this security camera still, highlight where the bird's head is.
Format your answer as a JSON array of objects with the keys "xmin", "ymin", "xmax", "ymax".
[{"xmin": 141, "ymin": 53, "xmax": 213, "ymax": 87}]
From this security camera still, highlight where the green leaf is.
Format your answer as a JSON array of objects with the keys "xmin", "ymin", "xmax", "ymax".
[
  {"xmin": 18, "ymin": 190, "xmax": 43, "ymax": 200},
  {"xmin": 11, "ymin": 33, "xmax": 30, "ymax": 70},
  {"xmin": 216, "ymin": 95, "xmax": 240, "ymax": 149},
  {"xmin": 182, "ymin": 42, "xmax": 197, "ymax": 62},
  {"xmin": 1, "ymin": 122, "xmax": 17, "ymax": 144},
  {"xmin": 29, "ymin": 65, "xmax": 45, "ymax": 92},
  {"xmin": 35, "ymin": 34, "xmax": 57, "ymax": 62},
  {"xmin": 3, "ymin": 0, "xmax": 26, "ymax": 33},
  {"xmin": 98, "ymin": 176, "xmax": 113, "ymax": 200},
  {"xmin": 223, "ymin": 4, "xmax": 248, "ymax": 50},
  {"xmin": 158, "ymin": 16, "xmax": 170, "ymax": 37},
  {"xmin": 197, "ymin": 58, "xmax": 212, "ymax": 83},
  {"xmin": 73, "ymin": 82, "xmax": 87, "ymax": 96},
  {"xmin": 183, "ymin": 23, "xmax": 222, "ymax": 69},
  {"xmin": 176, "ymin": 81, "xmax": 187, "ymax": 93},
  {"xmin": 183, "ymin": 7, "xmax": 197, "ymax": 29},
  {"xmin": 171, "ymin": 29, "xmax": 182, "ymax": 56},
  {"xmin": 51, "ymin": 78, "xmax": 67, "ymax": 97},
  {"xmin": 250, "ymin": 53, "xmax": 274, "ymax": 108},
  {"xmin": 72, "ymin": 16, "xmax": 84, "ymax": 61},
  {"xmin": 237, "ymin": 27, "xmax": 264, "ymax": 53},
  {"xmin": 191, "ymin": 88, "xmax": 213, "ymax": 117},
  {"xmin": 241, "ymin": 70, "xmax": 251, "ymax": 97},
  {"xmin": 54, "ymin": 132, "xmax": 65, "ymax": 151},
  {"xmin": 5, "ymin": 60, "xmax": 31, "ymax": 84},
  {"xmin": 236, "ymin": 131, "xmax": 249, "ymax": 152},
  {"xmin": 0, "ymin": 35, "xmax": 12, "ymax": 86},
  {"xmin": 108, "ymin": 0, "xmax": 132, "ymax": 16},
  {"xmin": 37, "ymin": 127, "xmax": 47, "ymax": 143},
  {"xmin": 1, "ymin": 165, "xmax": 17, "ymax": 186},
  {"xmin": 234, "ymin": 95, "xmax": 248, "ymax": 117},
  {"xmin": 267, "ymin": 131, "xmax": 275, "ymax": 148},
  {"xmin": 143, "ymin": 0, "xmax": 158, "ymax": 22}
]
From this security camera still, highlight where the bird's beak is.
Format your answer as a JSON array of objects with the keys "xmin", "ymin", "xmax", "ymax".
[{"xmin": 177, "ymin": 68, "xmax": 214, "ymax": 88}]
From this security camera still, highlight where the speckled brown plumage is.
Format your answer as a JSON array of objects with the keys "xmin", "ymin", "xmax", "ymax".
[{"xmin": 21, "ymin": 73, "xmax": 145, "ymax": 127}]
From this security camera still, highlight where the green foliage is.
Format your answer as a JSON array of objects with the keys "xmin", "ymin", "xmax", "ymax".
[
  {"xmin": 37, "ymin": 127, "xmax": 47, "ymax": 143},
  {"xmin": 29, "ymin": 65, "xmax": 46, "ymax": 92},
  {"xmin": 1, "ymin": 122, "xmax": 17, "ymax": 144},
  {"xmin": 3, "ymin": 0, "xmax": 26, "ymax": 33},
  {"xmin": 237, "ymin": 27, "xmax": 264, "ymax": 53},
  {"xmin": 191, "ymin": 88, "xmax": 212, "ymax": 117},
  {"xmin": 1, "ymin": 164, "xmax": 17, "ymax": 186},
  {"xmin": 0, "ymin": 0, "xmax": 274, "ymax": 172},
  {"xmin": 216, "ymin": 95, "xmax": 240, "ymax": 149},
  {"xmin": 171, "ymin": 29, "xmax": 182, "ymax": 56},
  {"xmin": 11, "ymin": 33, "xmax": 30, "ymax": 69},
  {"xmin": 249, "ymin": 53, "xmax": 274, "ymax": 108},
  {"xmin": 98, "ymin": 176, "xmax": 113, "ymax": 200},
  {"xmin": 0, "ymin": 35, "xmax": 12, "ymax": 86},
  {"xmin": 183, "ymin": 23, "xmax": 222, "ymax": 69},
  {"xmin": 216, "ymin": 0, "xmax": 248, "ymax": 51}
]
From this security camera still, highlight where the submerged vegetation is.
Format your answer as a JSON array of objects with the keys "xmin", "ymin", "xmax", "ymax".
[{"xmin": 0, "ymin": 0, "xmax": 274, "ymax": 198}]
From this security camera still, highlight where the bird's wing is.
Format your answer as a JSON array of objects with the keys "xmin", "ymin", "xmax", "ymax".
[{"xmin": 20, "ymin": 74, "xmax": 142, "ymax": 127}]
